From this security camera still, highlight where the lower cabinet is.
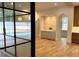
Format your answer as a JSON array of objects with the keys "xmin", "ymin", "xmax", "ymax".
[
  {"xmin": 41, "ymin": 31, "xmax": 56, "ymax": 40},
  {"xmin": 72, "ymin": 33, "xmax": 79, "ymax": 43}
]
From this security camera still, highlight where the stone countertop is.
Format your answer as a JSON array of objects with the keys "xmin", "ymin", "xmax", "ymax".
[
  {"xmin": 41, "ymin": 30, "xmax": 55, "ymax": 32},
  {"xmin": 72, "ymin": 27, "xmax": 79, "ymax": 33}
]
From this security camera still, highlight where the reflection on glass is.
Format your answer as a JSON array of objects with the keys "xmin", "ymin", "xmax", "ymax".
[
  {"xmin": 4, "ymin": 9, "xmax": 15, "ymax": 55},
  {"xmin": 0, "ymin": 8, "xmax": 4, "ymax": 48},
  {"xmin": 15, "ymin": 11, "xmax": 31, "ymax": 39},
  {"xmin": 15, "ymin": 2, "xmax": 30, "ymax": 12},
  {"xmin": 0, "ymin": 2, "xmax": 31, "ymax": 56},
  {"xmin": 15, "ymin": 11, "xmax": 31, "ymax": 57},
  {"xmin": 4, "ymin": 2, "xmax": 13, "ymax": 9},
  {"xmin": 4, "ymin": 9, "xmax": 14, "ymax": 45},
  {"xmin": 0, "ymin": 3, "xmax": 2, "ymax": 7}
]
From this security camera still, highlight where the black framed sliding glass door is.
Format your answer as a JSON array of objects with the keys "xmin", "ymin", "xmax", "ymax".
[
  {"xmin": 0, "ymin": 2, "xmax": 31, "ymax": 57},
  {"xmin": 15, "ymin": 11, "xmax": 31, "ymax": 56},
  {"xmin": 15, "ymin": 2, "xmax": 31, "ymax": 56},
  {"xmin": 4, "ymin": 9, "xmax": 15, "ymax": 56}
]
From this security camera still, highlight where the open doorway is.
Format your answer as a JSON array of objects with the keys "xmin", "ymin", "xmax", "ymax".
[{"xmin": 58, "ymin": 15, "xmax": 69, "ymax": 46}]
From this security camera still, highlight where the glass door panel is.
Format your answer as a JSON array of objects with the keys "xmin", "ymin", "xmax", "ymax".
[
  {"xmin": 15, "ymin": 11, "xmax": 31, "ymax": 56},
  {"xmin": 15, "ymin": 2, "xmax": 30, "ymax": 12},
  {"xmin": 4, "ymin": 9, "xmax": 14, "ymax": 46},
  {"xmin": 4, "ymin": 9, "xmax": 15, "ymax": 55},
  {"xmin": 4, "ymin": 2, "xmax": 13, "ymax": 9},
  {"xmin": 0, "ymin": 2, "xmax": 31, "ymax": 57},
  {"xmin": 0, "ymin": 2, "xmax": 2, "ymax": 7},
  {"xmin": 0, "ymin": 8, "xmax": 4, "ymax": 48},
  {"xmin": 15, "ymin": 11, "xmax": 31, "ymax": 39}
]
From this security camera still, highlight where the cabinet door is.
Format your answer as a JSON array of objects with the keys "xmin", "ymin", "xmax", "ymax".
[
  {"xmin": 72, "ymin": 33, "xmax": 79, "ymax": 43},
  {"xmin": 74, "ymin": 7, "xmax": 79, "ymax": 26}
]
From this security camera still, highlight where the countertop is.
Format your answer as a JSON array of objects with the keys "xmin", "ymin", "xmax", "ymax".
[
  {"xmin": 41, "ymin": 30, "xmax": 55, "ymax": 32},
  {"xmin": 72, "ymin": 27, "xmax": 79, "ymax": 33}
]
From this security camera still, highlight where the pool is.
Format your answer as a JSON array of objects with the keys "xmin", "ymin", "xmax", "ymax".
[
  {"xmin": 0, "ymin": 32, "xmax": 31, "ymax": 40},
  {"xmin": 7, "ymin": 32, "xmax": 31, "ymax": 36},
  {"xmin": 7, "ymin": 32, "xmax": 31, "ymax": 39},
  {"xmin": 0, "ymin": 32, "xmax": 31, "ymax": 48}
]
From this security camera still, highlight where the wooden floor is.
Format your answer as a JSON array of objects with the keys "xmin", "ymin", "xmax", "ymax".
[
  {"xmin": 6, "ymin": 43, "xmax": 31, "ymax": 57},
  {"xmin": 36, "ymin": 37, "xmax": 79, "ymax": 57},
  {"xmin": 0, "ymin": 43, "xmax": 31, "ymax": 57},
  {"xmin": 0, "ymin": 50, "xmax": 13, "ymax": 57}
]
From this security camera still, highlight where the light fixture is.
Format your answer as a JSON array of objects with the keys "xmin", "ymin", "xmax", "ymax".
[
  {"xmin": 23, "ymin": 9, "xmax": 28, "ymax": 11},
  {"xmin": 54, "ymin": 3, "xmax": 57, "ymax": 6},
  {"xmin": 35, "ymin": 12, "xmax": 39, "ymax": 21},
  {"xmin": 11, "ymin": 2, "xmax": 13, "ymax": 5},
  {"xmin": 18, "ymin": 17, "xmax": 22, "ymax": 21},
  {"xmin": 28, "ymin": 15, "xmax": 30, "ymax": 20}
]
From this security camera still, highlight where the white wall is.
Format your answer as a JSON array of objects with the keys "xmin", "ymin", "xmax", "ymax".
[
  {"xmin": 35, "ymin": 13, "xmax": 43, "ymax": 37},
  {"xmin": 35, "ymin": 15, "xmax": 57, "ymax": 38},
  {"xmin": 40, "ymin": 16, "xmax": 56, "ymax": 31}
]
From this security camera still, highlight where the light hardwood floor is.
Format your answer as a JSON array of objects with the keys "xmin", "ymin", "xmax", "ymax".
[
  {"xmin": 6, "ymin": 43, "xmax": 31, "ymax": 57},
  {"xmin": 0, "ymin": 42, "xmax": 31, "ymax": 57},
  {"xmin": 36, "ymin": 37, "xmax": 79, "ymax": 57}
]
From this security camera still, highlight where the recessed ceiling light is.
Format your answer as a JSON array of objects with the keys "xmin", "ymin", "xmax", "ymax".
[
  {"xmin": 18, "ymin": 17, "xmax": 22, "ymax": 21},
  {"xmin": 54, "ymin": 3, "xmax": 57, "ymax": 6},
  {"xmin": 11, "ymin": 2, "xmax": 13, "ymax": 5},
  {"xmin": 35, "ymin": 12, "xmax": 39, "ymax": 21}
]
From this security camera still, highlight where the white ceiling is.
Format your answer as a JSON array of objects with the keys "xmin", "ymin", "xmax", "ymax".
[
  {"xmin": 72, "ymin": 2, "xmax": 79, "ymax": 6},
  {"xmin": 36, "ymin": 2, "xmax": 79, "ymax": 12},
  {"xmin": 35, "ymin": 2, "xmax": 79, "ymax": 16}
]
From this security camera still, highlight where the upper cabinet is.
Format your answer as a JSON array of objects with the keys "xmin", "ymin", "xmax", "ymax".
[{"xmin": 74, "ymin": 6, "xmax": 79, "ymax": 26}]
